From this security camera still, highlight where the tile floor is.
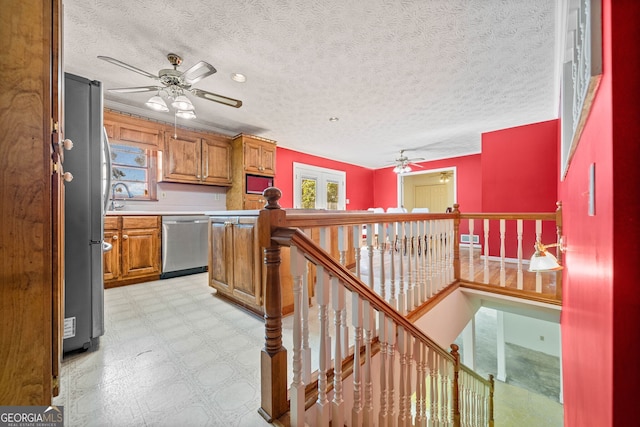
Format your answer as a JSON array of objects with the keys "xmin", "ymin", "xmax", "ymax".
[{"xmin": 54, "ymin": 273, "xmax": 563, "ymax": 426}]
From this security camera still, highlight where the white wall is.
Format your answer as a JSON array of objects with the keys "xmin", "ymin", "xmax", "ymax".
[
  {"xmin": 120, "ymin": 182, "xmax": 227, "ymax": 212},
  {"xmin": 503, "ymin": 312, "xmax": 561, "ymax": 357}
]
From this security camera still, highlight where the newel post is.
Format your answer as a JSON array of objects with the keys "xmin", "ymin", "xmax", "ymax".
[
  {"xmin": 452, "ymin": 203, "xmax": 461, "ymax": 282},
  {"xmin": 450, "ymin": 344, "xmax": 461, "ymax": 427},
  {"xmin": 258, "ymin": 187, "xmax": 288, "ymax": 422},
  {"xmin": 555, "ymin": 201, "xmax": 563, "ymax": 301},
  {"xmin": 488, "ymin": 374, "xmax": 495, "ymax": 427}
]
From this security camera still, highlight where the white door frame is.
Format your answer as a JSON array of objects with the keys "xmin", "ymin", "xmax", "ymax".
[
  {"xmin": 293, "ymin": 162, "xmax": 346, "ymax": 210},
  {"xmin": 396, "ymin": 166, "xmax": 458, "ymax": 209}
]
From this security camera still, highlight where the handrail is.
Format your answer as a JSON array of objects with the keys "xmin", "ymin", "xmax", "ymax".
[
  {"xmin": 272, "ymin": 226, "xmax": 454, "ymax": 362},
  {"xmin": 460, "ymin": 212, "xmax": 557, "ymax": 220}
]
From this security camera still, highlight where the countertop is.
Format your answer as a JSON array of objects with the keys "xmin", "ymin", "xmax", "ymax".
[{"xmin": 106, "ymin": 211, "xmax": 211, "ymax": 216}]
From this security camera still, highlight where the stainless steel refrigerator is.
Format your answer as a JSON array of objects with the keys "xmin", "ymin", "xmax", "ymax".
[{"xmin": 63, "ymin": 73, "xmax": 109, "ymax": 353}]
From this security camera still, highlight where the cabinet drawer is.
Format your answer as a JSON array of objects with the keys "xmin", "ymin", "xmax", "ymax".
[
  {"xmin": 122, "ymin": 216, "xmax": 159, "ymax": 229},
  {"xmin": 104, "ymin": 216, "xmax": 119, "ymax": 230}
]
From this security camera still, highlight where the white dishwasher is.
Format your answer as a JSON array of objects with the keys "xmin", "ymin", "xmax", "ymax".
[{"xmin": 161, "ymin": 215, "xmax": 209, "ymax": 278}]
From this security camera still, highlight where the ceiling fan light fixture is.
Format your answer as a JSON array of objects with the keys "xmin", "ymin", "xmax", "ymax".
[
  {"xmin": 145, "ymin": 95, "xmax": 169, "ymax": 112},
  {"xmin": 175, "ymin": 109, "xmax": 197, "ymax": 120},
  {"xmin": 171, "ymin": 95, "xmax": 195, "ymax": 111}
]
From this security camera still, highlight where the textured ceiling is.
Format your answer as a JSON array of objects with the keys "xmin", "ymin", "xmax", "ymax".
[{"xmin": 63, "ymin": 0, "xmax": 559, "ymax": 169}]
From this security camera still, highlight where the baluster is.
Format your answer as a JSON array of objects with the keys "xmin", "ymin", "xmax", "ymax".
[
  {"xmin": 405, "ymin": 335, "xmax": 414, "ymax": 427},
  {"xmin": 398, "ymin": 221, "xmax": 406, "ymax": 314},
  {"xmin": 517, "ymin": 219, "xmax": 524, "ymax": 290},
  {"xmin": 468, "ymin": 219, "xmax": 475, "ymax": 282},
  {"xmin": 315, "ymin": 267, "xmax": 331, "ymax": 426},
  {"xmin": 379, "ymin": 222, "xmax": 387, "ymax": 302},
  {"xmin": 499, "ymin": 219, "xmax": 506, "ymax": 287},
  {"xmin": 448, "ymin": 218, "xmax": 455, "ymax": 283},
  {"xmin": 301, "ymin": 261, "xmax": 312, "ymax": 385},
  {"xmin": 338, "ymin": 226, "xmax": 349, "ymax": 359},
  {"xmin": 352, "ymin": 294, "xmax": 363, "ymax": 426},
  {"xmin": 388, "ymin": 223, "xmax": 398, "ymax": 310},
  {"xmin": 378, "ymin": 312, "xmax": 389, "ymax": 427},
  {"xmin": 483, "ymin": 219, "xmax": 490, "ymax": 284},
  {"xmin": 430, "ymin": 350, "xmax": 439, "ymax": 426},
  {"xmin": 354, "ymin": 225, "xmax": 362, "ymax": 279},
  {"xmin": 436, "ymin": 220, "xmax": 444, "ymax": 291},
  {"xmin": 535, "ymin": 220, "xmax": 542, "ymax": 293},
  {"xmin": 415, "ymin": 340, "xmax": 426, "ymax": 427},
  {"xmin": 418, "ymin": 220, "xmax": 426, "ymax": 304},
  {"xmin": 363, "ymin": 300, "xmax": 374, "ymax": 425},
  {"xmin": 397, "ymin": 326, "xmax": 407, "ymax": 427},
  {"xmin": 332, "ymin": 277, "xmax": 345, "ymax": 427},
  {"xmin": 426, "ymin": 221, "xmax": 434, "ymax": 298},
  {"xmin": 406, "ymin": 221, "xmax": 414, "ymax": 312},
  {"xmin": 289, "ymin": 246, "xmax": 305, "ymax": 427},
  {"xmin": 367, "ymin": 221, "xmax": 376, "ymax": 291},
  {"xmin": 440, "ymin": 356, "xmax": 449, "ymax": 426},
  {"xmin": 387, "ymin": 317, "xmax": 397, "ymax": 427},
  {"xmin": 412, "ymin": 221, "xmax": 421, "ymax": 307}
]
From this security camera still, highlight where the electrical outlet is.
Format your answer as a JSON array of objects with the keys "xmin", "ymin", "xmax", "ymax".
[
  {"xmin": 346, "ymin": 198, "xmax": 350, "ymax": 204},
  {"xmin": 539, "ymin": 335, "xmax": 545, "ymax": 341},
  {"xmin": 161, "ymin": 192, "xmax": 166, "ymax": 198}
]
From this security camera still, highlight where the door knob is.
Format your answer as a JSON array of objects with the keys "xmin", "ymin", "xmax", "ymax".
[
  {"xmin": 112, "ymin": 235, "xmax": 118, "ymax": 240},
  {"xmin": 122, "ymin": 235, "xmax": 129, "ymax": 240},
  {"xmin": 63, "ymin": 172, "xmax": 73, "ymax": 182},
  {"xmin": 62, "ymin": 139, "xmax": 74, "ymax": 150}
]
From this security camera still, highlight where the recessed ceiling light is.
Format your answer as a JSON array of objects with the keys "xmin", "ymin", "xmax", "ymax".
[
  {"xmin": 329, "ymin": 117, "xmax": 339, "ymax": 122},
  {"xmin": 231, "ymin": 73, "xmax": 246, "ymax": 83}
]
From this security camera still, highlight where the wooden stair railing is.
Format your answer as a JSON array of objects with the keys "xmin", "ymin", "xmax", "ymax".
[
  {"xmin": 256, "ymin": 188, "xmax": 492, "ymax": 426},
  {"xmin": 271, "ymin": 226, "xmax": 493, "ymax": 426}
]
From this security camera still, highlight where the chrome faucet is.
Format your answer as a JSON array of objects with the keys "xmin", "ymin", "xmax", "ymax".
[{"xmin": 110, "ymin": 182, "xmax": 133, "ymax": 210}]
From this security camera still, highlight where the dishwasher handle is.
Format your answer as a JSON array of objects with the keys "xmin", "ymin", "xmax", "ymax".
[{"xmin": 163, "ymin": 220, "xmax": 209, "ymax": 225}]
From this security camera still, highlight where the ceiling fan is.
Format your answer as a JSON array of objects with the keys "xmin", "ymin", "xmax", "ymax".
[
  {"xmin": 97, "ymin": 53, "xmax": 242, "ymax": 117},
  {"xmin": 392, "ymin": 149, "xmax": 425, "ymax": 174}
]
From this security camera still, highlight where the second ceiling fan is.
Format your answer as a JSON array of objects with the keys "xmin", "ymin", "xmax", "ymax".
[{"xmin": 98, "ymin": 53, "xmax": 242, "ymax": 118}]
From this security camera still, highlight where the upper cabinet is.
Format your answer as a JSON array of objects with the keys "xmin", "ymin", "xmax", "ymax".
[
  {"xmin": 104, "ymin": 111, "xmax": 161, "ymax": 148},
  {"xmin": 227, "ymin": 134, "xmax": 277, "ymax": 210},
  {"xmin": 163, "ymin": 130, "xmax": 232, "ymax": 186},
  {"xmin": 241, "ymin": 135, "xmax": 276, "ymax": 175}
]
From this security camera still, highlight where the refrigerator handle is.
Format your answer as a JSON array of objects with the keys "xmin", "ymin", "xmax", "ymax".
[{"xmin": 103, "ymin": 127, "xmax": 113, "ymax": 214}]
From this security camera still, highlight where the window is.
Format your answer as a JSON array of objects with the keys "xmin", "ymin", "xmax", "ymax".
[
  {"xmin": 294, "ymin": 163, "xmax": 346, "ymax": 210},
  {"xmin": 110, "ymin": 143, "xmax": 157, "ymax": 200}
]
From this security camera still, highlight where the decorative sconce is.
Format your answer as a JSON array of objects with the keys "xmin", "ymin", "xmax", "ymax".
[{"xmin": 528, "ymin": 238, "xmax": 565, "ymax": 272}]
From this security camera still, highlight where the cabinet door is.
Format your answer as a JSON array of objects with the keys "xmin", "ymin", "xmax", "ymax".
[
  {"xmin": 260, "ymin": 143, "xmax": 276, "ymax": 175},
  {"xmin": 231, "ymin": 218, "xmax": 261, "ymax": 307},
  {"xmin": 121, "ymin": 227, "xmax": 160, "ymax": 279},
  {"xmin": 163, "ymin": 133, "xmax": 201, "ymax": 183},
  {"xmin": 201, "ymin": 137, "xmax": 232, "ymax": 185},
  {"xmin": 243, "ymin": 194, "xmax": 266, "ymax": 210},
  {"xmin": 103, "ymin": 230, "xmax": 120, "ymax": 282},
  {"xmin": 243, "ymin": 140, "xmax": 263, "ymax": 174},
  {"xmin": 209, "ymin": 218, "xmax": 233, "ymax": 291},
  {"xmin": 104, "ymin": 112, "xmax": 161, "ymax": 148}
]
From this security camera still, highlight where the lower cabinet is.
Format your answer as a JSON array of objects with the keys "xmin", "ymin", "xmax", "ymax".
[
  {"xmin": 104, "ymin": 215, "xmax": 161, "ymax": 288},
  {"xmin": 209, "ymin": 216, "xmax": 262, "ymax": 313}
]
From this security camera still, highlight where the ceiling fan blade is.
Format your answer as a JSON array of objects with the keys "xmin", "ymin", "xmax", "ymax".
[
  {"xmin": 108, "ymin": 86, "xmax": 162, "ymax": 93},
  {"xmin": 190, "ymin": 88, "xmax": 242, "ymax": 108},
  {"xmin": 97, "ymin": 56, "xmax": 159, "ymax": 80},
  {"xmin": 180, "ymin": 61, "xmax": 217, "ymax": 85}
]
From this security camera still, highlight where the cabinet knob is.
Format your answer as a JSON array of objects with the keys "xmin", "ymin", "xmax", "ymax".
[
  {"xmin": 63, "ymin": 172, "xmax": 73, "ymax": 182},
  {"xmin": 112, "ymin": 235, "xmax": 118, "ymax": 240},
  {"xmin": 122, "ymin": 235, "xmax": 129, "ymax": 240},
  {"xmin": 62, "ymin": 139, "xmax": 74, "ymax": 150}
]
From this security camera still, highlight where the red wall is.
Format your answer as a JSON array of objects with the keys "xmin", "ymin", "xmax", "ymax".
[
  {"xmin": 482, "ymin": 120, "xmax": 559, "ymax": 257},
  {"xmin": 560, "ymin": 1, "xmax": 640, "ymax": 425},
  {"xmin": 482, "ymin": 120, "xmax": 559, "ymax": 212},
  {"xmin": 274, "ymin": 147, "xmax": 375, "ymax": 209},
  {"xmin": 372, "ymin": 154, "xmax": 483, "ymax": 213}
]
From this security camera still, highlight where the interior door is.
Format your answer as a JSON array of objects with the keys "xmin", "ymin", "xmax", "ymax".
[
  {"xmin": 415, "ymin": 184, "xmax": 449, "ymax": 213},
  {"xmin": 293, "ymin": 163, "xmax": 346, "ymax": 210}
]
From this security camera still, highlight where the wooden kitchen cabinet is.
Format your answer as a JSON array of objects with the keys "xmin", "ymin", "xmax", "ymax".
[
  {"xmin": 227, "ymin": 134, "xmax": 277, "ymax": 210},
  {"xmin": 209, "ymin": 216, "xmax": 262, "ymax": 313},
  {"xmin": 242, "ymin": 135, "xmax": 276, "ymax": 175},
  {"xmin": 163, "ymin": 131, "xmax": 232, "ymax": 186},
  {"xmin": 104, "ymin": 110, "xmax": 161, "ymax": 148},
  {"xmin": 103, "ymin": 215, "xmax": 161, "ymax": 288}
]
